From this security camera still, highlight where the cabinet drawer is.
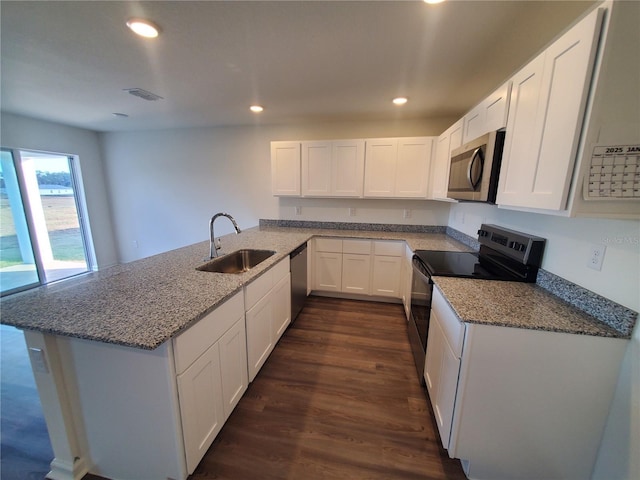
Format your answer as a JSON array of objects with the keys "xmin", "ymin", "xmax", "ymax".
[
  {"xmin": 315, "ymin": 237, "xmax": 343, "ymax": 253},
  {"xmin": 373, "ymin": 240, "xmax": 404, "ymax": 257},
  {"xmin": 432, "ymin": 287, "xmax": 465, "ymax": 357},
  {"xmin": 271, "ymin": 256, "xmax": 290, "ymax": 284},
  {"xmin": 173, "ymin": 291, "xmax": 244, "ymax": 375},
  {"xmin": 342, "ymin": 239, "xmax": 371, "ymax": 255},
  {"xmin": 244, "ymin": 269, "xmax": 273, "ymax": 311}
]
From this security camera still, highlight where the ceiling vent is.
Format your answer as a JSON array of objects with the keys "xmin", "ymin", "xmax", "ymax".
[{"xmin": 124, "ymin": 88, "xmax": 163, "ymax": 101}]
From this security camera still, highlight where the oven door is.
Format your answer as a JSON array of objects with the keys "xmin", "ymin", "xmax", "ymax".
[{"xmin": 408, "ymin": 257, "xmax": 433, "ymax": 383}]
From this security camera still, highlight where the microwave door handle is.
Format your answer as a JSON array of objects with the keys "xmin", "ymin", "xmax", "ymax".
[{"xmin": 466, "ymin": 147, "xmax": 484, "ymax": 190}]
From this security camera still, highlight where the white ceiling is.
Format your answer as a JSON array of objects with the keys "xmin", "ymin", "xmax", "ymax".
[{"xmin": 1, "ymin": 0, "xmax": 596, "ymax": 133}]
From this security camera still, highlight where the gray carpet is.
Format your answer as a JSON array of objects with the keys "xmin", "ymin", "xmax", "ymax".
[{"xmin": 1, "ymin": 324, "xmax": 53, "ymax": 479}]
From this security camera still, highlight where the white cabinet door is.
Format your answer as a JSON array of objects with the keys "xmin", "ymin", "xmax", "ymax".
[
  {"xmin": 245, "ymin": 292, "xmax": 274, "ymax": 382},
  {"xmin": 314, "ymin": 251, "xmax": 343, "ymax": 292},
  {"xmin": 301, "ymin": 141, "xmax": 332, "ymax": 196},
  {"xmin": 342, "ymin": 253, "xmax": 371, "ymax": 295},
  {"xmin": 424, "ymin": 310, "xmax": 460, "ymax": 450},
  {"xmin": 302, "ymin": 140, "xmax": 365, "ymax": 197},
  {"xmin": 218, "ymin": 317, "xmax": 248, "ymax": 420},
  {"xmin": 332, "ymin": 140, "xmax": 365, "ymax": 197},
  {"xmin": 271, "ymin": 141, "xmax": 301, "ymax": 196},
  {"xmin": 371, "ymin": 255, "xmax": 402, "ymax": 298},
  {"xmin": 272, "ymin": 273, "xmax": 291, "ymax": 341},
  {"xmin": 364, "ymin": 138, "xmax": 398, "ymax": 197},
  {"xmin": 430, "ymin": 119, "xmax": 463, "ymax": 200},
  {"xmin": 177, "ymin": 342, "xmax": 225, "ymax": 474},
  {"xmin": 497, "ymin": 8, "xmax": 603, "ymax": 210},
  {"xmin": 395, "ymin": 137, "xmax": 433, "ymax": 198},
  {"xmin": 463, "ymin": 81, "xmax": 511, "ymax": 143}
]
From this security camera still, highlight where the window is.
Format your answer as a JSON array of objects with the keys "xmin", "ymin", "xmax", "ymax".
[{"xmin": 0, "ymin": 148, "xmax": 94, "ymax": 296}]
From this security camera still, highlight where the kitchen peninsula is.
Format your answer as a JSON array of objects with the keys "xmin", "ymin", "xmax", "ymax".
[{"xmin": 1, "ymin": 223, "xmax": 633, "ymax": 480}]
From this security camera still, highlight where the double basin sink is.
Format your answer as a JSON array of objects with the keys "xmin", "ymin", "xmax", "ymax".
[{"xmin": 197, "ymin": 249, "xmax": 275, "ymax": 274}]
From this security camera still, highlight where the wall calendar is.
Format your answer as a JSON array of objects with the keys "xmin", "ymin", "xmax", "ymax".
[{"xmin": 584, "ymin": 144, "xmax": 640, "ymax": 200}]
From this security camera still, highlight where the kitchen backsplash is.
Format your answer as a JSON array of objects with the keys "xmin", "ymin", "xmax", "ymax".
[{"xmin": 260, "ymin": 219, "xmax": 637, "ymax": 337}]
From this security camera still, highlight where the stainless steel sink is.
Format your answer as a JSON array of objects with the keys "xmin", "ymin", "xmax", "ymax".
[{"xmin": 196, "ymin": 249, "xmax": 276, "ymax": 274}]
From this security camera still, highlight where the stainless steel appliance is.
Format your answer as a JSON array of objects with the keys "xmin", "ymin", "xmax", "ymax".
[
  {"xmin": 408, "ymin": 224, "xmax": 546, "ymax": 383},
  {"xmin": 447, "ymin": 130, "xmax": 505, "ymax": 203},
  {"xmin": 290, "ymin": 242, "xmax": 308, "ymax": 322}
]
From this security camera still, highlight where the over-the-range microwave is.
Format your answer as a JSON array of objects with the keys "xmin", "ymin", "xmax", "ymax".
[{"xmin": 447, "ymin": 130, "xmax": 505, "ymax": 203}]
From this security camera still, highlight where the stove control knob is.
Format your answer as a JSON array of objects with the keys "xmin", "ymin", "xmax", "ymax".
[{"xmin": 478, "ymin": 229, "xmax": 489, "ymax": 237}]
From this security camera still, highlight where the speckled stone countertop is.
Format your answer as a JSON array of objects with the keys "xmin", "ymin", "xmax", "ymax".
[
  {"xmin": 0, "ymin": 226, "xmax": 468, "ymax": 350},
  {"xmin": 433, "ymin": 277, "xmax": 626, "ymax": 338}
]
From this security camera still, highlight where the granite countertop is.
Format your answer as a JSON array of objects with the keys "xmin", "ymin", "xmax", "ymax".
[
  {"xmin": 0, "ymin": 226, "xmax": 468, "ymax": 350},
  {"xmin": 433, "ymin": 277, "xmax": 625, "ymax": 338}
]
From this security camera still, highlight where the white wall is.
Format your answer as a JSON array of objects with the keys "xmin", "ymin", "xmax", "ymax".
[
  {"xmin": 0, "ymin": 112, "xmax": 118, "ymax": 269},
  {"xmin": 447, "ymin": 202, "xmax": 639, "ymax": 480},
  {"xmin": 99, "ymin": 117, "xmax": 455, "ymax": 262}
]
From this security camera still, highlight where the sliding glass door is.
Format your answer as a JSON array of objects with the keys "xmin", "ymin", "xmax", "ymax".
[{"xmin": 0, "ymin": 148, "xmax": 91, "ymax": 296}]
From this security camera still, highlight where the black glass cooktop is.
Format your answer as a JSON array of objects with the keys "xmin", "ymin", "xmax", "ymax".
[{"xmin": 413, "ymin": 250, "xmax": 519, "ymax": 281}]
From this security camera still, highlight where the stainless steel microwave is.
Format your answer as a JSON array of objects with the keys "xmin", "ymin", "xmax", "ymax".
[{"xmin": 447, "ymin": 130, "xmax": 505, "ymax": 203}]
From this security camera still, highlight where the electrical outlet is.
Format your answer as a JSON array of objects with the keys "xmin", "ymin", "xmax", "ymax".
[
  {"xmin": 349, "ymin": 208, "xmax": 356, "ymax": 217},
  {"xmin": 403, "ymin": 209, "xmax": 411, "ymax": 219},
  {"xmin": 133, "ymin": 240, "xmax": 138, "ymax": 249},
  {"xmin": 295, "ymin": 206, "xmax": 302, "ymax": 215},
  {"xmin": 587, "ymin": 244, "xmax": 606, "ymax": 271}
]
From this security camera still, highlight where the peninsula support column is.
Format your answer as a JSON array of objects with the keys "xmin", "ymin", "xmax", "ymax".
[{"xmin": 23, "ymin": 331, "xmax": 90, "ymax": 480}]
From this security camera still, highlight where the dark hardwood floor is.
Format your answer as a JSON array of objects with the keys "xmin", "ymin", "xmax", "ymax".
[
  {"xmin": 2, "ymin": 297, "xmax": 467, "ymax": 480},
  {"xmin": 0, "ymin": 324, "xmax": 54, "ymax": 480},
  {"xmin": 189, "ymin": 296, "xmax": 467, "ymax": 480}
]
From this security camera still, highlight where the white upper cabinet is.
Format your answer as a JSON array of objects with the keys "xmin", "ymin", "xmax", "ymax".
[
  {"xmin": 463, "ymin": 81, "xmax": 512, "ymax": 144},
  {"xmin": 364, "ymin": 137, "xmax": 434, "ymax": 198},
  {"xmin": 396, "ymin": 138, "xmax": 434, "ymax": 197},
  {"xmin": 430, "ymin": 120, "xmax": 463, "ymax": 201},
  {"xmin": 271, "ymin": 141, "xmax": 301, "ymax": 196},
  {"xmin": 364, "ymin": 138, "xmax": 397, "ymax": 197},
  {"xmin": 497, "ymin": 8, "xmax": 604, "ymax": 211},
  {"xmin": 301, "ymin": 140, "xmax": 365, "ymax": 197}
]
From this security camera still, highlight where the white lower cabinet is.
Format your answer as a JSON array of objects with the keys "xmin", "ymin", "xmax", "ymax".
[
  {"xmin": 173, "ymin": 290, "xmax": 247, "ymax": 475},
  {"xmin": 219, "ymin": 318, "xmax": 249, "ymax": 418},
  {"xmin": 424, "ymin": 299, "xmax": 463, "ymax": 449},
  {"xmin": 371, "ymin": 241, "xmax": 403, "ymax": 298},
  {"xmin": 177, "ymin": 342, "xmax": 225, "ymax": 473},
  {"xmin": 313, "ymin": 238, "xmax": 404, "ymax": 300},
  {"xmin": 341, "ymin": 239, "xmax": 372, "ymax": 295},
  {"xmin": 272, "ymin": 273, "xmax": 292, "ymax": 341},
  {"xmin": 245, "ymin": 257, "xmax": 291, "ymax": 382},
  {"xmin": 246, "ymin": 290, "xmax": 274, "ymax": 382},
  {"xmin": 342, "ymin": 253, "xmax": 371, "ymax": 294},
  {"xmin": 313, "ymin": 238, "xmax": 343, "ymax": 292},
  {"xmin": 426, "ymin": 286, "xmax": 628, "ymax": 480}
]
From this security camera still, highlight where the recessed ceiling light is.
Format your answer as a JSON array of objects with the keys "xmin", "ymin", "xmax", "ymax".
[
  {"xmin": 250, "ymin": 105, "xmax": 264, "ymax": 113},
  {"xmin": 126, "ymin": 18, "xmax": 161, "ymax": 38},
  {"xmin": 393, "ymin": 97, "xmax": 408, "ymax": 106}
]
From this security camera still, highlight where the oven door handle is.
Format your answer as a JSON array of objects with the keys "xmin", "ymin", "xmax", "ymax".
[{"xmin": 412, "ymin": 261, "xmax": 432, "ymax": 284}]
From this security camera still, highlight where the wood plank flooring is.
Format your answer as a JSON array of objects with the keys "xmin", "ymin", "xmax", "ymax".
[{"xmin": 189, "ymin": 296, "xmax": 467, "ymax": 480}]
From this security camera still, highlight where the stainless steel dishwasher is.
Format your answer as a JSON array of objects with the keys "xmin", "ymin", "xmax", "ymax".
[{"xmin": 289, "ymin": 242, "xmax": 307, "ymax": 322}]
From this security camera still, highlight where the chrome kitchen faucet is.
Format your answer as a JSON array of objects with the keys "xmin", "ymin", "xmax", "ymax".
[{"xmin": 209, "ymin": 212, "xmax": 241, "ymax": 259}]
